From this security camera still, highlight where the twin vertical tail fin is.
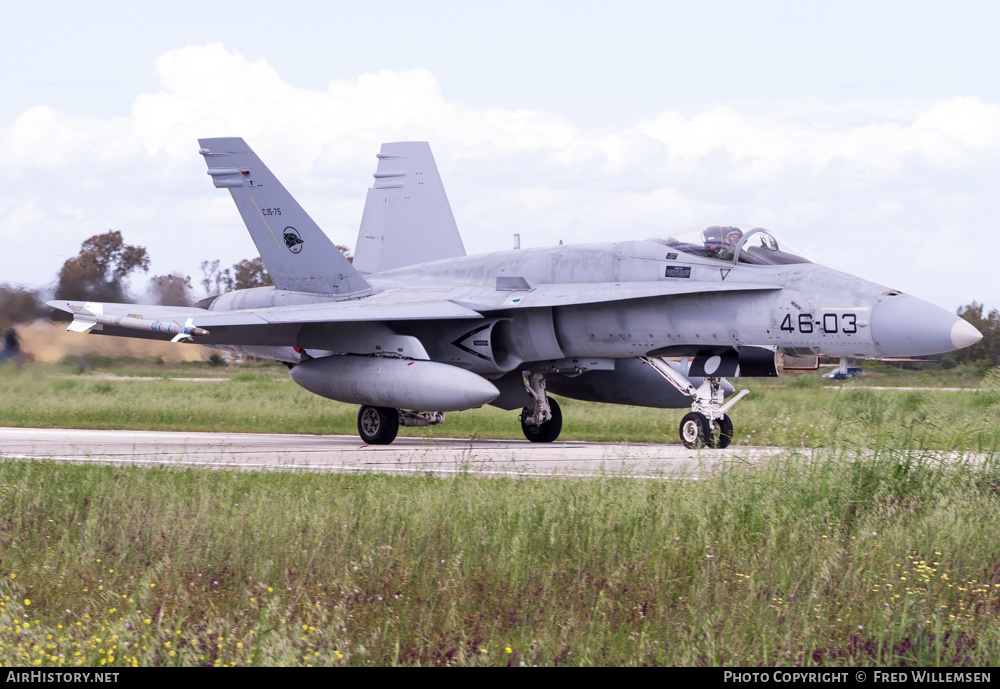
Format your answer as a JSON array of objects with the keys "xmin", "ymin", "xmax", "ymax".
[
  {"xmin": 353, "ymin": 142, "xmax": 466, "ymax": 275},
  {"xmin": 198, "ymin": 137, "xmax": 370, "ymax": 295}
]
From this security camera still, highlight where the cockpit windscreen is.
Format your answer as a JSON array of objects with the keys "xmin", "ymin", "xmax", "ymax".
[{"xmin": 652, "ymin": 225, "xmax": 812, "ymax": 265}]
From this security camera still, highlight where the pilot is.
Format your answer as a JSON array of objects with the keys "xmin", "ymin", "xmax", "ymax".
[
  {"xmin": 721, "ymin": 227, "xmax": 743, "ymax": 259},
  {"xmin": 702, "ymin": 226, "xmax": 743, "ymax": 260}
]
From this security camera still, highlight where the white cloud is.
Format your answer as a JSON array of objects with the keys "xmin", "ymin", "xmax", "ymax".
[
  {"xmin": 1, "ymin": 43, "xmax": 998, "ymax": 308},
  {"xmin": 637, "ymin": 97, "xmax": 1000, "ymax": 182}
]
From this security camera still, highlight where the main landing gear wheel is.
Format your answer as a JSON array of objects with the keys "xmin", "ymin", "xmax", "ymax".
[
  {"xmin": 679, "ymin": 412, "xmax": 734, "ymax": 449},
  {"xmin": 521, "ymin": 396, "xmax": 563, "ymax": 443},
  {"xmin": 357, "ymin": 405, "xmax": 399, "ymax": 445}
]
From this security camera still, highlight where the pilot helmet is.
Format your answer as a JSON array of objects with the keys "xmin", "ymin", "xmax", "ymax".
[
  {"xmin": 724, "ymin": 227, "xmax": 743, "ymax": 246},
  {"xmin": 702, "ymin": 226, "xmax": 724, "ymax": 247}
]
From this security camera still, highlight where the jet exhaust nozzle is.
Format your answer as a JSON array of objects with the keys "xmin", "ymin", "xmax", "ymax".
[{"xmin": 289, "ymin": 355, "xmax": 499, "ymax": 411}]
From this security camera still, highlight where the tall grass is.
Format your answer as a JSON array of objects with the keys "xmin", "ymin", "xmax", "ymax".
[
  {"xmin": 2, "ymin": 362, "xmax": 999, "ymax": 449},
  {"xmin": 2, "ymin": 450, "xmax": 1000, "ymax": 666}
]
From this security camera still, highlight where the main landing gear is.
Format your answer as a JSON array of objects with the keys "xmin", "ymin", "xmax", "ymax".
[
  {"xmin": 357, "ymin": 406, "xmax": 446, "ymax": 445},
  {"xmin": 638, "ymin": 357, "xmax": 749, "ymax": 449},
  {"xmin": 357, "ymin": 406, "xmax": 399, "ymax": 445},
  {"xmin": 519, "ymin": 371, "xmax": 563, "ymax": 442}
]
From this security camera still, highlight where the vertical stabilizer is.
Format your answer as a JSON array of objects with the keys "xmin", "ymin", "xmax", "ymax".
[
  {"xmin": 353, "ymin": 142, "xmax": 466, "ymax": 275},
  {"xmin": 198, "ymin": 138, "xmax": 370, "ymax": 295}
]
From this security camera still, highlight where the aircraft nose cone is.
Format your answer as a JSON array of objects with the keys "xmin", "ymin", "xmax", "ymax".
[
  {"xmin": 951, "ymin": 318, "xmax": 983, "ymax": 350},
  {"xmin": 870, "ymin": 293, "xmax": 982, "ymax": 357}
]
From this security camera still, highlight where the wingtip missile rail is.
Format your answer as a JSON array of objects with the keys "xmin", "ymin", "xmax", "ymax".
[{"xmin": 63, "ymin": 303, "xmax": 209, "ymax": 342}]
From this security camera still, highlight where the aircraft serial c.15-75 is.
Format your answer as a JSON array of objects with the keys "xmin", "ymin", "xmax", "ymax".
[{"xmin": 49, "ymin": 138, "xmax": 983, "ymax": 447}]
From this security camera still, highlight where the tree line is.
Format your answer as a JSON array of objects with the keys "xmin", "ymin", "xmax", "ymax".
[{"xmin": 946, "ymin": 302, "xmax": 1000, "ymax": 367}]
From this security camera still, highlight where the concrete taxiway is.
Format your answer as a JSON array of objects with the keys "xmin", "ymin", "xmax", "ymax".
[{"xmin": 0, "ymin": 427, "xmax": 788, "ymax": 478}]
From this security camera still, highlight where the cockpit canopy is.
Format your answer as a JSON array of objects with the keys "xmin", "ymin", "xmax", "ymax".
[{"xmin": 652, "ymin": 225, "xmax": 812, "ymax": 266}]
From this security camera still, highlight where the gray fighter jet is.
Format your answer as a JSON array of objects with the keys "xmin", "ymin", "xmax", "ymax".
[{"xmin": 49, "ymin": 138, "xmax": 982, "ymax": 448}]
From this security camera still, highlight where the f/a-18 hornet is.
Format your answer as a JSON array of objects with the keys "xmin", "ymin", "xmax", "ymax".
[{"xmin": 50, "ymin": 138, "xmax": 982, "ymax": 447}]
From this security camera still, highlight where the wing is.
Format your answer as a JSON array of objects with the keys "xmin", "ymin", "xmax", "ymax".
[
  {"xmin": 47, "ymin": 296, "xmax": 483, "ymax": 347},
  {"xmin": 48, "ymin": 280, "xmax": 775, "ymax": 350}
]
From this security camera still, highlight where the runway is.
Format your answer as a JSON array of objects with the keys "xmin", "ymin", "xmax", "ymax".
[{"xmin": 0, "ymin": 427, "xmax": 786, "ymax": 478}]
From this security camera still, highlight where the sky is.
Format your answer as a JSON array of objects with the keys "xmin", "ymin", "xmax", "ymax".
[{"xmin": 1, "ymin": 0, "xmax": 998, "ymax": 310}]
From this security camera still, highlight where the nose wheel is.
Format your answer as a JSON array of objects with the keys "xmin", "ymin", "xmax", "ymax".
[{"xmin": 679, "ymin": 412, "xmax": 733, "ymax": 449}]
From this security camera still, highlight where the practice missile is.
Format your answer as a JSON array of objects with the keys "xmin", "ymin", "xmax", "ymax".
[
  {"xmin": 290, "ymin": 355, "xmax": 500, "ymax": 411},
  {"xmin": 64, "ymin": 303, "xmax": 209, "ymax": 342}
]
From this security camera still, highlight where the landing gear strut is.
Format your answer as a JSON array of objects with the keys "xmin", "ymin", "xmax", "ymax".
[
  {"xmin": 639, "ymin": 357, "xmax": 749, "ymax": 449},
  {"xmin": 520, "ymin": 371, "xmax": 563, "ymax": 442}
]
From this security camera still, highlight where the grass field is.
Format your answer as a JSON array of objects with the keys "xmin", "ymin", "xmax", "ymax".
[
  {"xmin": 2, "ymin": 452, "xmax": 1000, "ymax": 666},
  {"xmin": 2, "ymin": 358, "xmax": 1000, "ymax": 666},
  {"xmin": 0, "ymin": 359, "xmax": 998, "ymax": 450}
]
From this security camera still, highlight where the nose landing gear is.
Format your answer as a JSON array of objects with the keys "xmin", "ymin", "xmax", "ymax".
[{"xmin": 638, "ymin": 356, "xmax": 749, "ymax": 449}]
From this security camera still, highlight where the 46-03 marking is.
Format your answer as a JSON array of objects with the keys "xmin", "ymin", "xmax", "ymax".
[{"xmin": 780, "ymin": 312, "xmax": 857, "ymax": 335}]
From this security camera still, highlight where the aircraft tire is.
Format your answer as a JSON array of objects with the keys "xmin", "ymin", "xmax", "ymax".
[
  {"xmin": 357, "ymin": 405, "xmax": 400, "ymax": 445},
  {"xmin": 715, "ymin": 414, "xmax": 734, "ymax": 449},
  {"xmin": 521, "ymin": 397, "xmax": 563, "ymax": 443},
  {"xmin": 679, "ymin": 412, "xmax": 710, "ymax": 449}
]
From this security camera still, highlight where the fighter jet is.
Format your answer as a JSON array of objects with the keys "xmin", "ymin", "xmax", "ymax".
[{"xmin": 49, "ymin": 138, "xmax": 983, "ymax": 448}]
